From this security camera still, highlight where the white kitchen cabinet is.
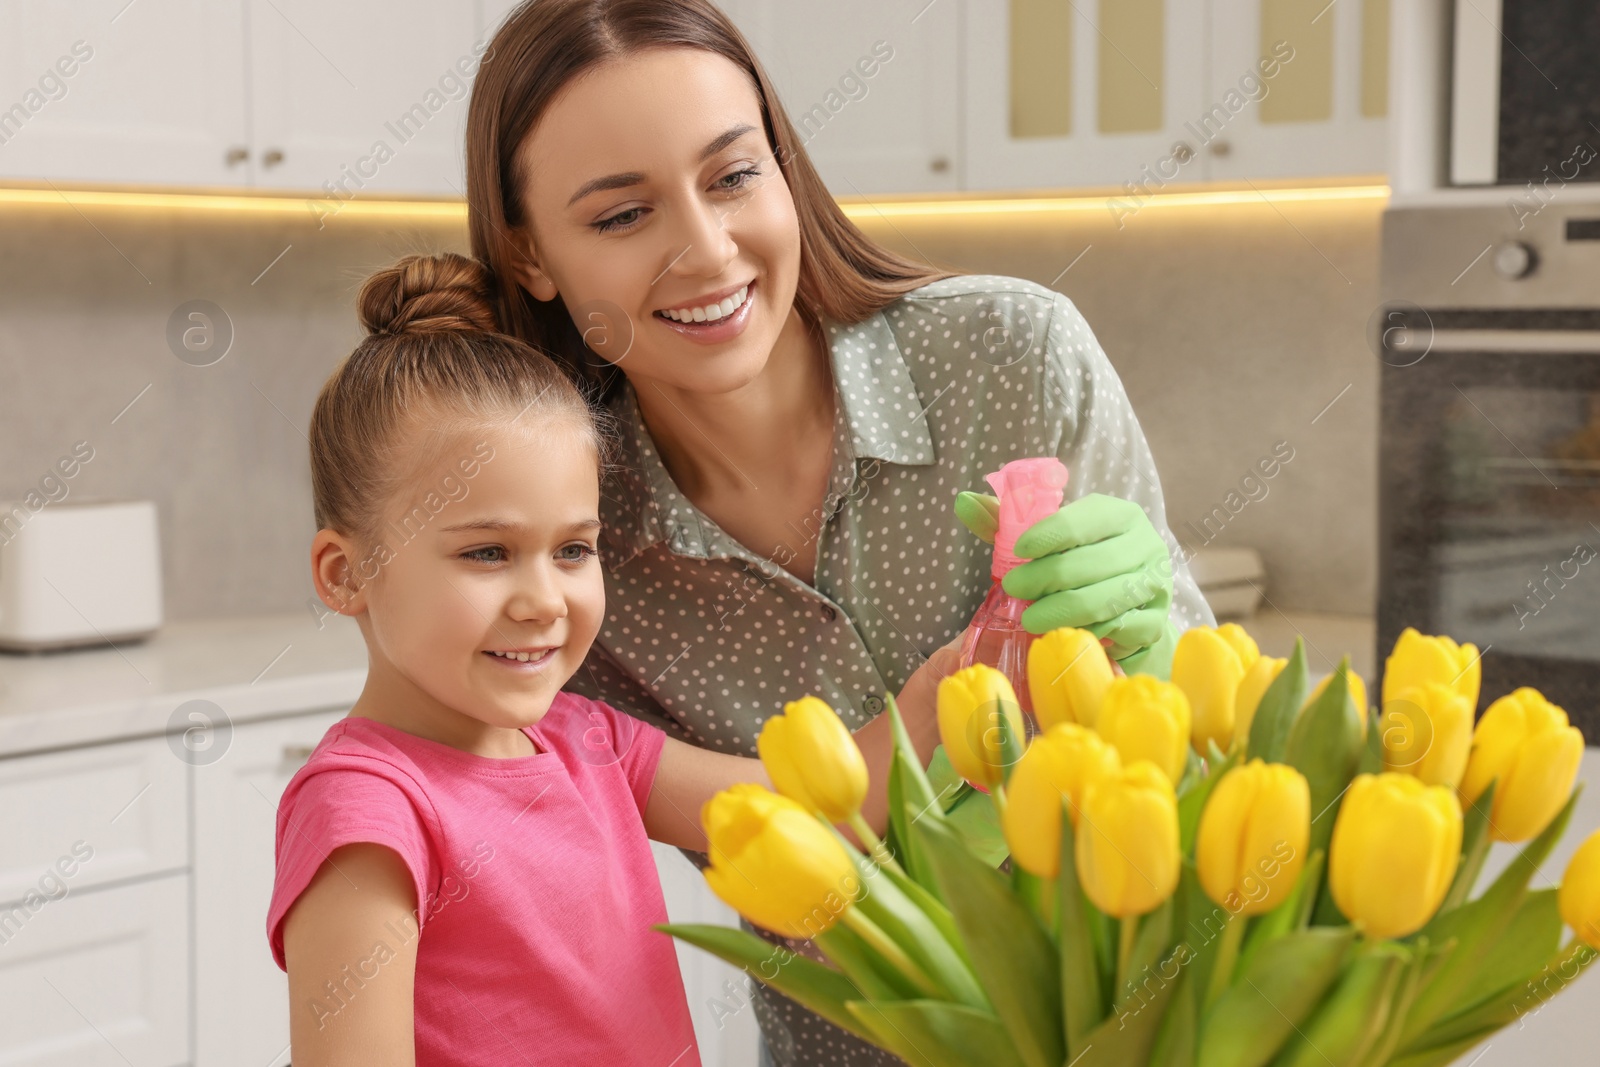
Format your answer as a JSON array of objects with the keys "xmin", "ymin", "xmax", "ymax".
[
  {"xmin": 963, "ymin": 0, "xmax": 1388, "ymax": 190},
  {"xmin": 244, "ymin": 1, "xmax": 484, "ymax": 198},
  {"xmin": 1204, "ymin": 0, "xmax": 1389, "ymax": 179},
  {"xmin": 0, "ymin": 873, "xmax": 190, "ymax": 1067},
  {"xmin": 193, "ymin": 707, "xmax": 348, "ymax": 1067},
  {"xmin": 719, "ymin": 0, "xmax": 962, "ymax": 196},
  {"xmin": 0, "ymin": 0, "xmax": 248, "ymax": 187},
  {"xmin": 0, "ymin": 734, "xmax": 186, "ymax": 907}
]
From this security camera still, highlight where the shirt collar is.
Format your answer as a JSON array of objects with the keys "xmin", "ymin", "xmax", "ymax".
[{"xmin": 598, "ymin": 306, "xmax": 936, "ymax": 569}]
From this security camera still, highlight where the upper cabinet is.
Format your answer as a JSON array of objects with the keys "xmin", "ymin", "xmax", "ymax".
[
  {"xmin": 963, "ymin": 0, "xmax": 1389, "ymax": 192},
  {"xmin": 719, "ymin": 0, "xmax": 962, "ymax": 196},
  {"xmin": 0, "ymin": 0, "xmax": 1387, "ymax": 197}
]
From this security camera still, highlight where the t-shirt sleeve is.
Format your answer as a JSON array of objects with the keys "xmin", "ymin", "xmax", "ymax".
[
  {"xmin": 1039, "ymin": 289, "xmax": 1217, "ymax": 636},
  {"xmin": 565, "ymin": 692, "xmax": 668, "ymax": 816},
  {"xmin": 265, "ymin": 764, "xmax": 436, "ymax": 971}
]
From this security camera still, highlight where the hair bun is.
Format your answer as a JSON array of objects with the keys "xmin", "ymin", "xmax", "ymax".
[{"xmin": 358, "ymin": 252, "xmax": 499, "ymax": 336}]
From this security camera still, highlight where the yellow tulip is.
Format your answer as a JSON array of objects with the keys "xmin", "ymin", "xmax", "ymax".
[
  {"xmin": 1382, "ymin": 627, "xmax": 1480, "ymax": 714},
  {"xmin": 702, "ymin": 783, "xmax": 860, "ymax": 939},
  {"xmin": 758, "ymin": 696, "xmax": 868, "ymax": 824},
  {"xmin": 1075, "ymin": 760, "xmax": 1181, "ymax": 917},
  {"xmin": 1172, "ymin": 624, "xmax": 1260, "ymax": 756},
  {"xmin": 1458, "ymin": 687, "xmax": 1585, "ymax": 842},
  {"xmin": 1028, "ymin": 627, "xmax": 1116, "ymax": 730},
  {"xmin": 1002, "ymin": 724, "xmax": 1123, "ymax": 878},
  {"xmin": 937, "ymin": 664, "xmax": 1026, "ymax": 789},
  {"xmin": 1380, "ymin": 682, "xmax": 1474, "ymax": 790},
  {"xmin": 1329, "ymin": 773, "xmax": 1462, "ymax": 939},
  {"xmin": 1196, "ymin": 760, "xmax": 1310, "ymax": 916},
  {"xmin": 1232, "ymin": 655, "xmax": 1288, "ymax": 751},
  {"xmin": 1095, "ymin": 675, "xmax": 1193, "ymax": 785},
  {"xmin": 1559, "ymin": 829, "xmax": 1600, "ymax": 951}
]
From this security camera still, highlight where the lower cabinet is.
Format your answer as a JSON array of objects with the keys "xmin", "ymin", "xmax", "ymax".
[
  {"xmin": 0, "ymin": 873, "xmax": 189, "ymax": 1066},
  {"xmin": 193, "ymin": 708, "xmax": 348, "ymax": 1067}
]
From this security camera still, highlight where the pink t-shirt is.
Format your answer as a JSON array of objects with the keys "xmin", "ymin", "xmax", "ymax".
[{"xmin": 266, "ymin": 690, "xmax": 700, "ymax": 1067}]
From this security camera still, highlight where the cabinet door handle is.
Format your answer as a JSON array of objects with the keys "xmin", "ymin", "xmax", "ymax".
[
  {"xmin": 281, "ymin": 743, "xmax": 315, "ymax": 765},
  {"xmin": 929, "ymin": 155, "xmax": 950, "ymax": 173},
  {"xmin": 1208, "ymin": 139, "xmax": 1232, "ymax": 157},
  {"xmin": 224, "ymin": 146, "xmax": 249, "ymax": 166},
  {"xmin": 263, "ymin": 148, "xmax": 285, "ymax": 168}
]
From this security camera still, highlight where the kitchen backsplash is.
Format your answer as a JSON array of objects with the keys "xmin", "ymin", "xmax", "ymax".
[{"xmin": 0, "ymin": 190, "xmax": 1381, "ymax": 622}]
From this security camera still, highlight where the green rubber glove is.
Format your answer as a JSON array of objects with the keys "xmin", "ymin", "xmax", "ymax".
[{"xmin": 954, "ymin": 490, "xmax": 1175, "ymax": 665}]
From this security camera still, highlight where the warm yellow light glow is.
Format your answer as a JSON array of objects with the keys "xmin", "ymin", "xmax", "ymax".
[{"xmin": 0, "ymin": 180, "xmax": 1388, "ymax": 220}]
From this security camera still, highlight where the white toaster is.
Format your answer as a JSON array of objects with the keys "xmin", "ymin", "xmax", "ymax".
[{"xmin": 0, "ymin": 499, "xmax": 163, "ymax": 652}]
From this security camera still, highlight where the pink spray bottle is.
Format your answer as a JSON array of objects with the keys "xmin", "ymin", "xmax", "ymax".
[{"xmin": 957, "ymin": 457, "xmax": 1072, "ymax": 736}]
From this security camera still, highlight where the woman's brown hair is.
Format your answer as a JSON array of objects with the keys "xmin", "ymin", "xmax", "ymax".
[
  {"xmin": 309, "ymin": 252, "xmax": 618, "ymax": 550},
  {"xmin": 465, "ymin": 0, "xmax": 961, "ymax": 408}
]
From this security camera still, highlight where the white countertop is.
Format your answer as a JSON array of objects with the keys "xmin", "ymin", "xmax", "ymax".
[
  {"xmin": 0, "ymin": 612, "xmax": 368, "ymax": 758},
  {"xmin": 0, "ymin": 605, "xmax": 1374, "ymax": 760}
]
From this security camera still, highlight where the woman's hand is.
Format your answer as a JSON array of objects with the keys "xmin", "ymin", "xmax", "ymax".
[
  {"xmin": 955, "ymin": 490, "xmax": 1176, "ymax": 671},
  {"xmin": 848, "ymin": 628, "xmax": 967, "ymax": 840}
]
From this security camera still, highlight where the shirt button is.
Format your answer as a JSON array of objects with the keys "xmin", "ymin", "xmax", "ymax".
[
  {"xmin": 863, "ymin": 694, "xmax": 885, "ymax": 716},
  {"xmin": 820, "ymin": 605, "xmax": 836, "ymax": 622}
]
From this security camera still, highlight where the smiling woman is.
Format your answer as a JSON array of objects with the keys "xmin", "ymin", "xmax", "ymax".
[{"xmin": 462, "ymin": 2, "xmax": 1213, "ymax": 1064}]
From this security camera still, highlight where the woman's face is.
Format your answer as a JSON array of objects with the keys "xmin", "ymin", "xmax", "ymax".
[{"xmin": 512, "ymin": 46, "xmax": 802, "ymax": 396}]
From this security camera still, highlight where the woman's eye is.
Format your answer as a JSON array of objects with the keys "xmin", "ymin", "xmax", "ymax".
[
  {"xmin": 594, "ymin": 207, "xmax": 643, "ymax": 234},
  {"xmin": 559, "ymin": 543, "xmax": 598, "ymax": 563},
  {"xmin": 591, "ymin": 167, "xmax": 763, "ymax": 234},
  {"xmin": 460, "ymin": 546, "xmax": 506, "ymax": 564}
]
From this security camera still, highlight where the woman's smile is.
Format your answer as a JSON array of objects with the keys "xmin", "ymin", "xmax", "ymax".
[{"xmin": 651, "ymin": 277, "xmax": 757, "ymax": 344}]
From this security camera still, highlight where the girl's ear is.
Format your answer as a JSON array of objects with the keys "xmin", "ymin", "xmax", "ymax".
[{"xmin": 310, "ymin": 529, "xmax": 368, "ymax": 617}]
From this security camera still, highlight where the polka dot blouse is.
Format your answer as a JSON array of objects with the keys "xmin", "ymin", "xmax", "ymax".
[{"xmin": 567, "ymin": 273, "xmax": 1215, "ymax": 752}]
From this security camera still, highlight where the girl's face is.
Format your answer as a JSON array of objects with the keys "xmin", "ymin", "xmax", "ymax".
[
  {"xmin": 346, "ymin": 417, "xmax": 605, "ymax": 736},
  {"xmin": 511, "ymin": 46, "xmax": 802, "ymax": 395}
]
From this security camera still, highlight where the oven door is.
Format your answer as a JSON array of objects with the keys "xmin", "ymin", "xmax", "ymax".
[{"xmin": 1380, "ymin": 309, "xmax": 1600, "ymax": 739}]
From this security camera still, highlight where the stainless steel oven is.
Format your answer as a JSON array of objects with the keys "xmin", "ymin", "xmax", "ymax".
[{"xmin": 1379, "ymin": 198, "xmax": 1600, "ymax": 739}]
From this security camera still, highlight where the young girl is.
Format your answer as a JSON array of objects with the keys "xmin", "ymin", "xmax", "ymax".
[{"xmin": 266, "ymin": 251, "xmax": 960, "ymax": 1066}]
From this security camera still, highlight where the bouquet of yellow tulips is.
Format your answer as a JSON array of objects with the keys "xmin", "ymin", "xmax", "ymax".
[{"xmin": 659, "ymin": 624, "xmax": 1600, "ymax": 1067}]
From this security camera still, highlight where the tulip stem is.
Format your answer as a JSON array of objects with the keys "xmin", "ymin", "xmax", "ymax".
[
  {"xmin": 991, "ymin": 781, "xmax": 1009, "ymax": 824},
  {"xmin": 839, "ymin": 906, "xmax": 944, "ymax": 999},
  {"xmin": 845, "ymin": 813, "xmax": 908, "ymax": 879},
  {"xmin": 1116, "ymin": 914, "xmax": 1139, "ymax": 998},
  {"xmin": 1203, "ymin": 910, "xmax": 1246, "ymax": 1014}
]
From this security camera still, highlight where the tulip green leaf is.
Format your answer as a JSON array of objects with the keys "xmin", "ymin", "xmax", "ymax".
[
  {"xmin": 1356, "ymin": 707, "xmax": 1383, "ymax": 775},
  {"xmin": 654, "ymin": 922, "xmax": 882, "ymax": 1044},
  {"xmin": 1384, "ymin": 1031, "xmax": 1499, "ymax": 1067},
  {"xmin": 1235, "ymin": 848, "xmax": 1324, "ymax": 977},
  {"xmin": 912, "ymin": 815, "xmax": 1064, "ymax": 1067},
  {"xmin": 1117, "ymin": 898, "xmax": 1175, "ymax": 1014},
  {"xmin": 1195, "ymin": 926, "xmax": 1354, "ymax": 1067},
  {"xmin": 1058, "ymin": 802, "xmax": 1106, "ymax": 1058},
  {"xmin": 1284, "ymin": 658, "xmax": 1365, "ymax": 866},
  {"xmin": 814, "ymin": 918, "xmax": 923, "ymax": 1001},
  {"xmin": 845, "ymin": 999, "xmax": 1029, "ymax": 1067},
  {"xmin": 1170, "ymin": 860, "xmax": 1227, "ymax": 1013},
  {"xmin": 1148, "ymin": 969, "xmax": 1197, "ymax": 1067},
  {"xmin": 1272, "ymin": 940, "xmax": 1410, "ymax": 1067},
  {"xmin": 1401, "ymin": 787, "xmax": 1582, "ymax": 1044},
  {"xmin": 1438, "ymin": 780, "xmax": 1496, "ymax": 915},
  {"xmin": 1075, "ymin": 960, "xmax": 1184, "ymax": 1067},
  {"xmin": 1398, "ymin": 888, "xmax": 1566, "ymax": 1055},
  {"xmin": 885, "ymin": 690, "xmax": 944, "ymax": 891},
  {"xmin": 824, "ymin": 822, "xmax": 989, "ymax": 1011},
  {"xmin": 1176, "ymin": 745, "xmax": 1204, "ymax": 796},
  {"xmin": 1247, "ymin": 638, "xmax": 1308, "ymax": 763},
  {"xmin": 1400, "ymin": 937, "xmax": 1598, "ymax": 1053}
]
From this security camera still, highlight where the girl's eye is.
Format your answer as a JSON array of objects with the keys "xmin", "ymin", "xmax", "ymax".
[
  {"xmin": 559, "ymin": 543, "xmax": 598, "ymax": 563},
  {"xmin": 591, "ymin": 166, "xmax": 763, "ymax": 234},
  {"xmin": 460, "ymin": 545, "xmax": 507, "ymax": 564}
]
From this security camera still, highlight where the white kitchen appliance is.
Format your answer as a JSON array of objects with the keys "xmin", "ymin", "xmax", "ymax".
[{"xmin": 0, "ymin": 499, "xmax": 163, "ymax": 651}]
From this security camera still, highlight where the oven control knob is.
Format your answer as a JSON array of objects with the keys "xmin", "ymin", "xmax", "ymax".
[{"xmin": 1492, "ymin": 240, "xmax": 1537, "ymax": 279}]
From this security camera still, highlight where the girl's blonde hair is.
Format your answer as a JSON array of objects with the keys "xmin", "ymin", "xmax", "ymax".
[
  {"xmin": 309, "ymin": 251, "xmax": 619, "ymax": 548},
  {"xmin": 465, "ymin": 0, "xmax": 962, "ymax": 408}
]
